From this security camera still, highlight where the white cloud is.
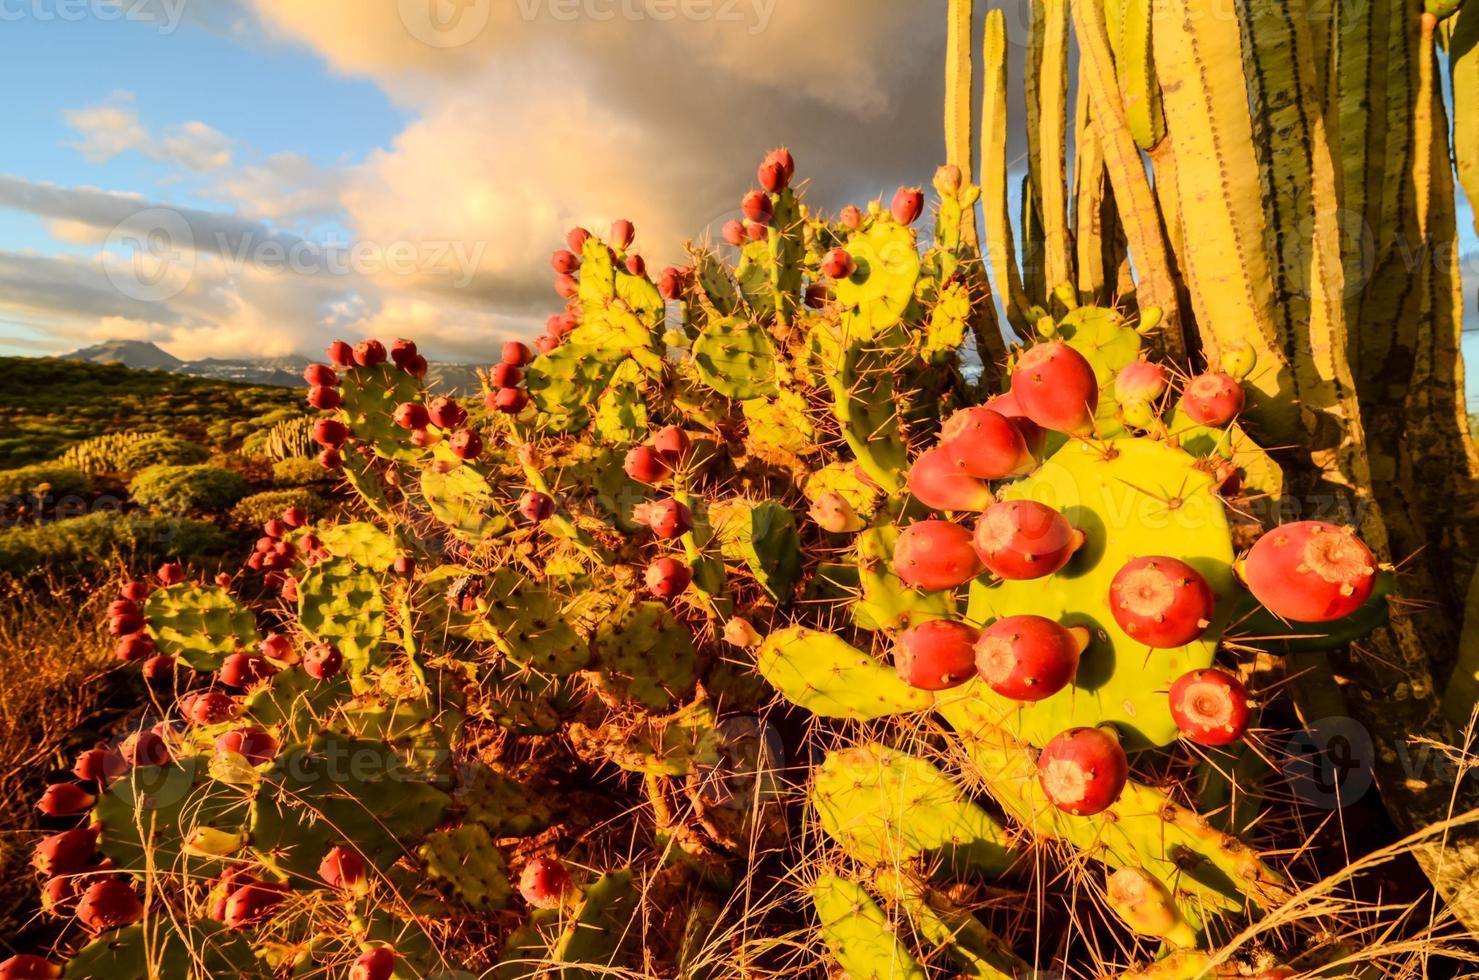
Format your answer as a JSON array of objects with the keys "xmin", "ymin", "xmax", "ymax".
[{"xmin": 65, "ymin": 92, "xmax": 235, "ymax": 173}]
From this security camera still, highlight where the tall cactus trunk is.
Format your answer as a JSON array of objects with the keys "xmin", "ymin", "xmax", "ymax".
[{"xmin": 957, "ymin": 0, "xmax": 1479, "ymax": 929}]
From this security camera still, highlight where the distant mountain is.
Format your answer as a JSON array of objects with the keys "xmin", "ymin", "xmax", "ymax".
[{"xmin": 59, "ymin": 340, "xmax": 483, "ymax": 393}]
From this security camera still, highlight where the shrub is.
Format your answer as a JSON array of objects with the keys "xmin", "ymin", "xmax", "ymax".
[
  {"xmin": 0, "ymin": 463, "xmax": 90, "ymax": 501},
  {"xmin": 113, "ymin": 435, "xmax": 210, "ymax": 471},
  {"xmin": 129, "ymin": 464, "xmax": 248, "ymax": 514},
  {"xmin": 230, "ymin": 488, "xmax": 331, "ymax": 528},
  {"xmin": 242, "ymin": 416, "xmax": 315, "ymax": 461},
  {"xmin": 271, "ymin": 456, "xmax": 330, "ymax": 486},
  {"xmin": 57, "ymin": 431, "xmax": 159, "ymax": 474},
  {"xmin": 0, "ymin": 511, "xmax": 227, "ymax": 577}
]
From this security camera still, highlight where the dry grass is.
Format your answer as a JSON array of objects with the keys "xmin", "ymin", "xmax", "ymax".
[{"xmin": 0, "ymin": 572, "xmax": 131, "ymax": 950}]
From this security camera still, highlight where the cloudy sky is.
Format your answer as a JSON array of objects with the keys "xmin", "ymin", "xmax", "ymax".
[{"xmin": 0, "ymin": 0, "xmax": 1474, "ymax": 410}]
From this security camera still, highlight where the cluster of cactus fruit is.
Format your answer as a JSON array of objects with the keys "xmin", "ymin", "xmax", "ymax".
[{"xmin": 10, "ymin": 145, "xmax": 1398, "ymax": 979}]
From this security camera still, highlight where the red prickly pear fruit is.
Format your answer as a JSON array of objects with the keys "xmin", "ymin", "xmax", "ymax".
[
  {"xmin": 519, "ymin": 491, "xmax": 555, "ymax": 522},
  {"xmin": 972, "ymin": 501, "xmax": 1082, "ymax": 580},
  {"xmin": 566, "ymin": 227, "xmax": 591, "ymax": 253},
  {"xmin": 757, "ymin": 159, "xmax": 788, "ymax": 194},
  {"xmin": 1240, "ymin": 521, "xmax": 1377, "ymax": 622},
  {"xmin": 742, "ymin": 190, "xmax": 774, "ymax": 225},
  {"xmin": 534, "ymin": 335, "xmax": 559, "ymax": 356},
  {"xmin": 554, "ymin": 273, "xmax": 579, "ymax": 298},
  {"xmin": 392, "ymin": 555, "xmax": 415, "ymax": 576},
  {"xmin": 808, "ymin": 492, "xmax": 864, "ymax": 533},
  {"xmin": 1109, "ymin": 556, "xmax": 1215, "ymax": 647},
  {"xmin": 658, "ymin": 266, "xmax": 689, "ymax": 300},
  {"xmin": 32, "ymin": 827, "xmax": 99, "ymax": 876},
  {"xmin": 304, "ymin": 642, "xmax": 343, "ymax": 680},
  {"xmin": 1037, "ymin": 726, "xmax": 1128, "ymax": 815},
  {"xmin": 427, "ymin": 396, "xmax": 467, "ymax": 429},
  {"xmin": 157, "ymin": 562, "xmax": 184, "ymax": 586},
  {"xmin": 122, "ymin": 729, "xmax": 170, "ymax": 767},
  {"xmin": 317, "ymin": 448, "xmax": 343, "ymax": 470},
  {"xmin": 652, "ymin": 425, "xmax": 691, "ymax": 462},
  {"xmin": 840, "ymin": 205, "xmax": 863, "ymax": 229},
  {"xmin": 215, "ymin": 728, "xmax": 279, "ymax": 766},
  {"xmin": 449, "ymin": 429, "xmax": 483, "ymax": 460},
  {"xmin": 624, "ymin": 445, "xmax": 671, "ymax": 484},
  {"xmin": 892, "ymin": 186, "xmax": 925, "ymax": 225},
  {"xmin": 983, "ymin": 390, "xmax": 1048, "ymax": 459},
  {"xmin": 939, "ymin": 407, "xmax": 1037, "ymax": 479},
  {"xmin": 640, "ymin": 498, "xmax": 693, "ymax": 539},
  {"xmin": 492, "ymin": 363, "xmax": 523, "ymax": 388},
  {"xmin": 1169, "ymin": 668, "xmax": 1251, "ymax": 745},
  {"xmin": 109, "ymin": 598, "xmax": 139, "ymax": 618},
  {"xmin": 610, "ymin": 219, "xmax": 636, "ymax": 248},
  {"xmin": 892, "ymin": 520, "xmax": 984, "ymax": 592},
  {"xmin": 114, "ymin": 632, "xmax": 153, "ymax": 662},
  {"xmin": 0, "ymin": 955, "xmax": 61, "ymax": 978},
  {"xmin": 550, "ymin": 249, "xmax": 581, "ymax": 274},
  {"xmin": 350, "ymin": 947, "xmax": 397, "ymax": 980},
  {"xmin": 262, "ymin": 519, "xmax": 288, "ymax": 539},
  {"xmin": 892, "ymin": 620, "xmax": 979, "ymax": 691},
  {"xmin": 320, "ymin": 845, "xmax": 369, "ymax": 893},
  {"xmin": 74, "ymin": 748, "xmax": 125, "ymax": 787},
  {"xmin": 393, "ymin": 402, "xmax": 430, "ymax": 430},
  {"xmin": 142, "ymin": 654, "xmax": 175, "ymax": 682},
  {"xmin": 327, "ymin": 340, "xmax": 355, "ymax": 367},
  {"xmin": 722, "ymin": 220, "xmax": 746, "ymax": 246},
  {"xmin": 907, "ymin": 448, "xmax": 994, "ymax": 513},
  {"xmin": 402, "ymin": 353, "xmax": 428, "ymax": 378},
  {"xmin": 495, "ymin": 387, "xmax": 529, "ymax": 413},
  {"xmin": 223, "ymin": 882, "xmax": 286, "ymax": 930},
  {"xmin": 1181, "ymin": 372, "xmax": 1245, "ymax": 427},
  {"xmin": 805, "ymin": 283, "xmax": 833, "ymax": 308},
  {"xmin": 519, "ymin": 856, "xmax": 574, "ymax": 909},
  {"xmin": 214, "ymin": 572, "xmax": 233, "ymax": 588},
  {"xmin": 260, "ymin": 633, "xmax": 293, "ymax": 661},
  {"xmin": 746, "ymin": 221, "xmax": 767, "ymax": 242},
  {"xmin": 75, "ymin": 880, "xmax": 143, "ymax": 933},
  {"xmin": 933, "ymin": 164, "xmax": 963, "ymax": 195},
  {"xmin": 185, "ymin": 691, "xmax": 240, "ymax": 726},
  {"xmin": 109, "ymin": 611, "xmax": 144, "ymax": 636},
  {"xmin": 219, "ymin": 653, "xmax": 276, "ymax": 690},
  {"xmin": 119, "ymin": 580, "xmax": 151, "ymax": 602},
  {"xmin": 311, "ymin": 387, "xmax": 354, "ymax": 422},
  {"xmin": 767, "ymin": 147, "xmax": 796, "ymax": 181},
  {"xmin": 37, "ymin": 782, "xmax": 96, "ymax": 817},
  {"xmin": 1010, "ymin": 342, "xmax": 1099, "ymax": 436},
  {"xmin": 975, "ymin": 616, "xmax": 1088, "ymax": 701},
  {"xmin": 724, "ymin": 617, "xmax": 760, "ymax": 647},
  {"xmin": 502, "ymin": 341, "xmax": 533, "ymax": 367},
  {"xmin": 646, "ymin": 558, "xmax": 692, "ymax": 599},
  {"xmin": 1114, "ymin": 359, "xmax": 1168, "ymax": 403},
  {"xmin": 625, "ymin": 254, "xmax": 647, "ymax": 277},
  {"xmin": 353, "ymin": 339, "xmax": 387, "ymax": 367},
  {"xmin": 312, "ymin": 418, "xmax": 348, "ymax": 449},
  {"xmin": 389, "ymin": 338, "xmax": 417, "ymax": 366},
  {"xmin": 281, "ymin": 506, "xmax": 307, "ymax": 529},
  {"xmin": 821, "ymin": 247, "xmax": 856, "ymax": 280},
  {"xmin": 546, "ymin": 312, "xmax": 576, "ymax": 337},
  {"xmin": 303, "ymin": 363, "xmax": 338, "ymax": 388}
]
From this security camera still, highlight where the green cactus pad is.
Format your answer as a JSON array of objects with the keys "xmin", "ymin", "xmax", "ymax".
[
  {"xmin": 552, "ymin": 868, "xmax": 639, "ymax": 977},
  {"xmin": 940, "ymin": 703, "xmax": 1290, "ymax": 915},
  {"xmin": 692, "ymin": 317, "xmax": 779, "ymax": 400},
  {"xmin": 965, "ymin": 436, "xmax": 1237, "ymax": 748},
  {"xmin": 339, "ymin": 362, "xmax": 425, "ymax": 462},
  {"xmin": 458, "ymin": 765, "xmax": 555, "ymax": 837},
  {"xmin": 475, "ymin": 568, "xmax": 589, "ymax": 676},
  {"xmin": 249, "ymin": 733, "xmax": 450, "ymax": 883},
  {"xmin": 315, "ymin": 520, "xmax": 398, "ymax": 571},
  {"xmin": 924, "ymin": 280, "xmax": 971, "ymax": 358},
  {"xmin": 571, "ymin": 699, "xmax": 721, "ymax": 777},
  {"xmin": 297, "ymin": 557, "xmax": 386, "ymax": 674},
  {"xmin": 1169, "ymin": 409, "xmax": 1285, "ymax": 500},
  {"xmin": 419, "ymin": 460, "xmax": 510, "ymax": 543},
  {"xmin": 833, "ymin": 220, "xmax": 922, "ymax": 335},
  {"xmin": 593, "ymin": 364, "xmax": 649, "ymax": 445},
  {"xmin": 707, "ymin": 498, "xmax": 801, "ymax": 603},
  {"xmin": 805, "ymin": 461, "xmax": 881, "ymax": 520},
  {"xmin": 693, "ymin": 249, "xmax": 742, "ymax": 318},
  {"xmin": 144, "ymin": 582, "xmax": 259, "ymax": 671},
  {"xmin": 872, "ymin": 870, "xmax": 1029, "ymax": 980},
  {"xmin": 341, "ymin": 448, "xmax": 393, "ymax": 519},
  {"xmin": 420, "ymin": 823, "xmax": 512, "ymax": 910},
  {"xmin": 245, "ymin": 663, "xmax": 353, "ymax": 744},
  {"xmin": 742, "ymin": 390, "xmax": 816, "ymax": 457},
  {"xmin": 855, "ymin": 524, "xmax": 955, "ymax": 632},
  {"xmin": 811, "ymin": 745, "xmax": 1017, "ymax": 877},
  {"xmin": 755, "ymin": 627, "xmax": 934, "ymax": 720},
  {"xmin": 588, "ymin": 601, "xmax": 700, "ymax": 710},
  {"xmin": 811, "ymin": 874, "xmax": 926, "ymax": 980},
  {"xmin": 95, "ymin": 757, "xmax": 248, "ymax": 876},
  {"xmin": 64, "ymin": 921, "xmax": 267, "ymax": 979},
  {"xmin": 526, "ymin": 342, "xmax": 624, "ymax": 429}
]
